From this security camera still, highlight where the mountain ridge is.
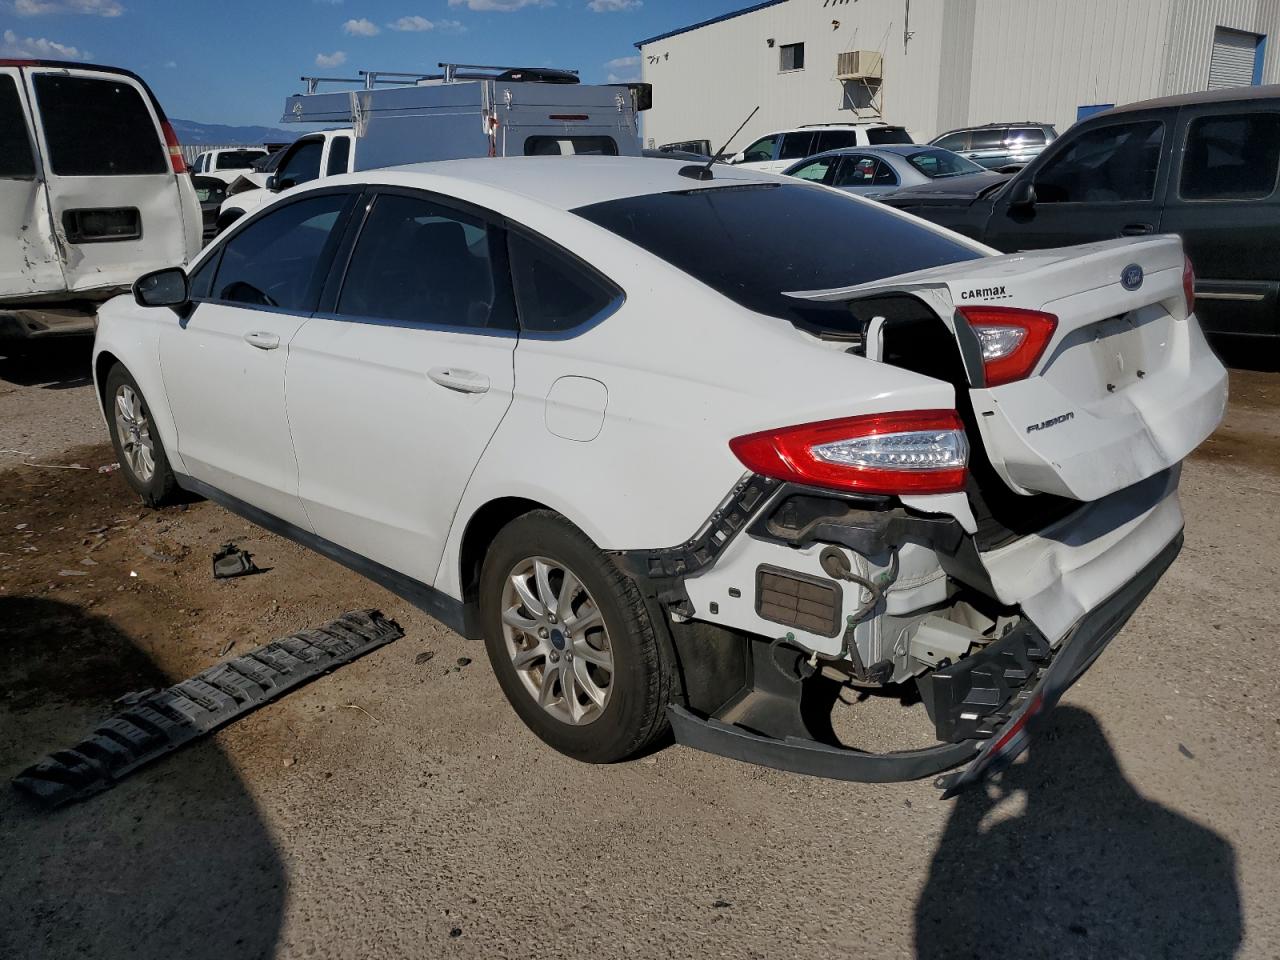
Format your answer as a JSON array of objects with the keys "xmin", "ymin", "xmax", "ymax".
[{"xmin": 170, "ymin": 118, "xmax": 297, "ymax": 146}]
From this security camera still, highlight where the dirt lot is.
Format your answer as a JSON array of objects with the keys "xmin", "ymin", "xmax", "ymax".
[{"xmin": 1, "ymin": 342, "xmax": 1277, "ymax": 960}]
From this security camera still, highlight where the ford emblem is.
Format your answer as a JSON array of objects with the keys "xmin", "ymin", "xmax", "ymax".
[{"xmin": 1121, "ymin": 263, "xmax": 1144, "ymax": 291}]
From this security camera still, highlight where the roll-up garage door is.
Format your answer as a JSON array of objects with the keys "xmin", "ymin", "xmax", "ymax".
[{"xmin": 1208, "ymin": 27, "xmax": 1260, "ymax": 89}]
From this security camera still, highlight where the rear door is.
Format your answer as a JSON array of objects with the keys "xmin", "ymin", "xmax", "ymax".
[
  {"xmin": 25, "ymin": 67, "xmax": 191, "ymax": 293},
  {"xmin": 1161, "ymin": 103, "xmax": 1280, "ymax": 339},
  {"xmin": 286, "ymin": 189, "xmax": 518, "ymax": 583},
  {"xmin": 770, "ymin": 131, "xmax": 817, "ymax": 173},
  {"xmin": 964, "ymin": 127, "xmax": 1010, "ymax": 168},
  {"xmin": 984, "ymin": 112, "xmax": 1175, "ymax": 252},
  {"xmin": 0, "ymin": 66, "xmax": 63, "ymax": 298}
]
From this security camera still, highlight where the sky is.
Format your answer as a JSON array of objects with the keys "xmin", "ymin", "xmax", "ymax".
[{"xmin": 0, "ymin": 0, "xmax": 749, "ymax": 128}]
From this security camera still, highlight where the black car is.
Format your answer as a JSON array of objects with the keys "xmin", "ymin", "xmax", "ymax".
[
  {"xmin": 190, "ymin": 175, "xmax": 228, "ymax": 244},
  {"xmin": 887, "ymin": 86, "xmax": 1280, "ymax": 341}
]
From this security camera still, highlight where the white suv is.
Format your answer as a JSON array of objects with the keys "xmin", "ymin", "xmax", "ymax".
[
  {"xmin": 93, "ymin": 157, "xmax": 1225, "ymax": 794},
  {"xmin": 730, "ymin": 122, "xmax": 914, "ymax": 173}
]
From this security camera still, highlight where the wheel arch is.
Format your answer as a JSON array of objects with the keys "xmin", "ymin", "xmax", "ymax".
[
  {"xmin": 455, "ymin": 496, "xmax": 551, "ymax": 614},
  {"xmin": 94, "ymin": 349, "xmax": 120, "ymax": 418}
]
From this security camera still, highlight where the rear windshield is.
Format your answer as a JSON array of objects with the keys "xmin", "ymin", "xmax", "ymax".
[
  {"xmin": 0, "ymin": 75, "xmax": 36, "ymax": 179},
  {"xmin": 32, "ymin": 74, "xmax": 167, "ymax": 177},
  {"xmin": 215, "ymin": 150, "xmax": 266, "ymax": 170},
  {"xmin": 867, "ymin": 126, "xmax": 913, "ymax": 145},
  {"xmin": 906, "ymin": 148, "xmax": 985, "ymax": 179},
  {"xmin": 574, "ymin": 182, "xmax": 981, "ymax": 328},
  {"xmin": 525, "ymin": 136, "xmax": 618, "ymax": 156}
]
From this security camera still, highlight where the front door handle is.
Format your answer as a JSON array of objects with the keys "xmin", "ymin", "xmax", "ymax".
[
  {"xmin": 1121, "ymin": 223, "xmax": 1155, "ymax": 236},
  {"xmin": 243, "ymin": 331, "xmax": 280, "ymax": 350},
  {"xmin": 428, "ymin": 366, "xmax": 490, "ymax": 394}
]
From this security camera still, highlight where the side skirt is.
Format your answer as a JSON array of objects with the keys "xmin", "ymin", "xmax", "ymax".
[{"xmin": 175, "ymin": 473, "xmax": 478, "ymax": 638}]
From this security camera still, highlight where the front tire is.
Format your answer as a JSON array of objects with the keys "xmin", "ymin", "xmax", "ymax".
[
  {"xmin": 104, "ymin": 363, "xmax": 179, "ymax": 506},
  {"xmin": 479, "ymin": 511, "xmax": 671, "ymax": 763}
]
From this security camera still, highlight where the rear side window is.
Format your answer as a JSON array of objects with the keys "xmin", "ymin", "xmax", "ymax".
[
  {"xmin": 1008, "ymin": 127, "xmax": 1047, "ymax": 146},
  {"xmin": 778, "ymin": 132, "xmax": 817, "ymax": 160},
  {"xmin": 933, "ymin": 132, "xmax": 968, "ymax": 152},
  {"xmin": 524, "ymin": 136, "xmax": 618, "ymax": 156},
  {"xmin": 834, "ymin": 155, "xmax": 897, "ymax": 187},
  {"xmin": 970, "ymin": 128, "xmax": 1008, "ymax": 149},
  {"xmin": 509, "ymin": 232, "xmax": 621, "ymax": 334},
  {"xmin": 574, "ymin": 182, "xmax": 980, "ymax": 329},
  {"xmin": 866, "ymin": 126, "xmax": 913, "ymax": 145},
  {"xmin": 0, "ymin": 76, "xmax": 36, "ymax": 179},
  {"xmin": 32, "ymin": 74, "xmax": 167, "ymax": 177},
  {"xmin": 1034, "ymin": 120, "xmax": 1165, "ymax": 203},
  {"xmin": 326, "ymin": 136, "xmax": 351, "ymax": 176},
  {"xmin": 1180, "ymin": 113, "xmax": 1280, "ymax": 201},
  {"xmin": 814, "ymin": 130, "xmax": 857, "ymax": 153},
  {"xmin": 336, "ymin": 193, "xmax": 513, "ymax": 330},
  {"xmin": 210, "ymin": 192, "xmax": 352, "ymax": 311}
]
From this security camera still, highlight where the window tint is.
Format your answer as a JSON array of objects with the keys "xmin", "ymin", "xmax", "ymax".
[
  {"xmin": 277, "ymin": 139, "xmax": 324, "ymax": 188},
  {"xmin": 866, "ymin": 126, "xmax": 913, "ymax": 145},
  {"xmin": 1008, "ymin": 127, "xmax": 1047, "ymax": 146},
  {"xmin": 326, "ymin": 136, "xmax": 351, "ymax": 176},
  {"xmin": 336, "ymin": 193, "xmax": 513, "ymax": 330},
  {"xmin": 524, "ymin": 136, "xmax": 618, "ymax": 156},
  {"xmin": 192, "ymin": 177, "xmax": 228, "ymax": 204},
  {"xmin": 906, "ymin": 148, "xmax": 984, "ymax": 179},
  {"xmin": 739, "ymin": 134, "xmax": 778, "ymax": 163},
  {"xmin": 210, "ymin": 192, "xmax": 351, "ymax": 310},
  {"xmin": 33, "ymin": 74, "xmax": 167, "ymax": 177},
  {"xmin": 969, "ymin": 128, "xmax": 1008, "ymax": 149},
  {"xmin": 780, "ymin": 42, "xmax": 805, "ymax": 71},
  {"xmin": 215, "ymin": 150, "xmax": 265, "ymax": 170},
  {"xmin": 833, "ymin": 155, "xmax": 896, "ymax": 187},
  {"xmin": 789, "ymin": 157, "xmax": 837, "ymax": 182},
  {"xmin": 1034, "ymin": 120, "xmax": 1164, "ymax": 203},
  {"xmin": 933, "ymin": 132, "xmax": 968, "ymax": 152},
  {"xmin": 509, "ymin": 232, "xmax": 621, "ymax": 334},
  {"xmin": 0, "ymin": 76, "xmax": 36, "ymax": 179},
  {"xmin": 189, "ymin": 248, "xmax": 219, "ymax": 300},
  {"xmin": 778, "ymin": 132, "xmax": 817, "ymax": 160},
  {"xmin": 814, "ymin": 130, "xmax": 857, "ymax": 152},
  {"xmin": 1180, "ymin": 113, "xmax": 1280, "ymax": 200},
  {"xmin": 574, "ymin": 183, "xmax": 980, "ymax": 330}
]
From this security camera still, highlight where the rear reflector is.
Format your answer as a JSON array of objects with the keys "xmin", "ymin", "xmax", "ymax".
[
  {"xmin": 1183, "ymin": 254, "xmax": 1196, "ymax": 316},
  {"xmin": 957, "ymin": 305, "xmax": 1057, "ymax": 387},
  {"xmin": 729, "ymin": 410, "xmax": 968, "ymax": 495},
  {"xmin": 160, "ymin": 119, "xmax": 187, "ymax": 174}
]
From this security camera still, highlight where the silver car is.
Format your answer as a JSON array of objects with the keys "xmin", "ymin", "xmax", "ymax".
[{"xmin": 782, "ymin": 145, "xmax": 994, "ymax": 200}]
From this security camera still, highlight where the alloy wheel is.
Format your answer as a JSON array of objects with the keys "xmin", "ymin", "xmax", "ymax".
[{"xmin": 114, "ymin": 384, "xmax": 156, "ymax": 483}]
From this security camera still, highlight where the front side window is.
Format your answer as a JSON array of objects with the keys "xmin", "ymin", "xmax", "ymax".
[
  {"xmin": 738, "ymin": 134, "xmax": 778, "ymax": 163},
  {"xmin": 778, "ymin": 132, "xmax": 817, "ymax": 161},
  {"xmin": 1034, "ymin": 120, "xmax": 1165, "ymax": 203},
  {"xmin": 209, "ymin": 192, "xmax": 352, "ymax": 310},
  {"xmin": 1180, "ymin": 113, "xmax": 1280, "ymax": 200},
  {"xmin": 509, "ymin": 232, "xmax": 621, "ymax": 334},
  {"xmin": 33, "ymin": 74, "xmax": 167, "ymax": 177},
  {"xmin": 192, "ymin": 177, "xmax": 228, "ymax": 205},
  {"xmin": 906, "ymin": 148, "xmax": 985, "ymax": 179},
  {"xmin": 276, "ymin": 139, "xmax": 324, "ymax": 188},
  {"xmin": 933, "ymin": 132, "xmax": 968, "ymax": 152},
  {"xmin": 0, "ymin": 76, "xmax": 36, "ymax": 179},
  {"xmin": 326, "ymin": 136, "xmax": 352, "ymax": 176},
  {"xmin": 524, "ymin": 136, "xmax": 619, "ymax": 156},
  {"xmin": 336, "ymin": 193, "xmax": 513, "ymax": 330},
  {"xmin": 779, "ymin": 42, "xmax": 805, "ymax": 71},
  {"xmin": 789, "ymin": 157, "xmax": 837, "ymax": 182}
]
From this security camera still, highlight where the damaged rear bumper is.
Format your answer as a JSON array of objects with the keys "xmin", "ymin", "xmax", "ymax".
[{"xmin": 668, "ymin": 531, "xmax": 1181, "ymax": 794}]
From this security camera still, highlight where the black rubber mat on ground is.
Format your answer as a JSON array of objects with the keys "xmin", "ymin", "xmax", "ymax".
[{"xmin": 12, "ymin": 609, "xmax": 403, "ymax": 809}]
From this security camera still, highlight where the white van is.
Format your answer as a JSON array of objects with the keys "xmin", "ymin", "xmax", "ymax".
[{"xmin": 0, "ymin": 59, "xmax": 201, "ymax": 341}]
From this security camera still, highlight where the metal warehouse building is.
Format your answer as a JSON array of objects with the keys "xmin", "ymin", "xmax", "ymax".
[{"xmin": 636, "ymin": 0, "xmax": 1280, "ymax": 150}]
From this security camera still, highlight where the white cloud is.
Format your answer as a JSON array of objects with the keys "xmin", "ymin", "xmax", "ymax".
[
  {"xmin": 588, "ymin": 0, "xmax": 641, "ymax": 10},
  {"xmin": 343, "ymin": 17, "xmax": 379, "ymax": 35},
  {"xmin": 388, "ymin": 15, "xmax": 431, "ymax": 30},
  {"xmin": 604, "ymin": 55, "xmax": 639, "ymax": 69},
  {"xmin": 315, "ymin": 50, "xmax": 347, "ymax": 67},
  {"xmin": 14, "ymin": 0, "xmax": 122, "ymax": 15},
  {"xmin": 2, "ymin": 27, "xmax": 88, "ymax": 59},
  {"xmin": 164, "ymin": 59, "xmax": 176, "ymax": 68},
  {"xmin": 447, "ymin": 0, "xmax": 551, "ymax": 11}
]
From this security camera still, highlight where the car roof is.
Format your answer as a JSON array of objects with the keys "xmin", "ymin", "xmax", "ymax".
[
  {"xmin": 1100, "ymin": 83, "xmax": 1280, "ymax": 116},
  {"xmin": 352, "ymin": 156, "xmax": 784, "ymax": 210}
]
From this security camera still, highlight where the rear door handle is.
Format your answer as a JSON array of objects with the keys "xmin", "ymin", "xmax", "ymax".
[
  {"xmin": 1120, "ymin": 223, "xmax": 1155, "ymax": 236},
  {"xmin": 243, "ymin": 331, "xmax": 280, "ymax": 350},
  {"xmin": 428, "ymin": 366, "xmax": 490, "ymax": 394}
]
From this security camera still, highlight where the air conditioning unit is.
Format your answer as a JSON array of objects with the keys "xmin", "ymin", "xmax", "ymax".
[{"xmin": 837, "ymin": 50, "xmax": 883, "ymax": 81}]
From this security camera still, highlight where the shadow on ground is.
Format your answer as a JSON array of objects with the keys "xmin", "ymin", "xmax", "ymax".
[
  {"xmin": 915, "ymin": 706, "xmax": 1242, "ymax": 959},
  {"xmin": 0, "ymin": 338, "xmax": 93, "ymax": 390},
  {"xmin": 0, "ymin": 597, "xmax": 286, "ymax": 960}
]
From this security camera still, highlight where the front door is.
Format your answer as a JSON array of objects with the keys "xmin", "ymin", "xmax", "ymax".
[
  {"xmin": 286, "ymin": 190, "xmax": 518, "ymax": 583},
  {"xmin": 159, "ymin": 190, "xmax": 356, "ymax": 529},
  {"xmin": 0, "ymin": 67, "xmax": 63, "ymax": 298},
  {"xmin": 984, "ymin": 113, "xmax": 1175, "ymax": 253}
]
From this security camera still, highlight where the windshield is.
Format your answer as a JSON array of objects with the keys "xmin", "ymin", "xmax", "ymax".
[
  {"xmin": 574, "ymin": 182, "xmax": 981, "ymax": 329},
  {"xmin": 906, "ymin": 148, "xmax": 985, "ymax": 179}
]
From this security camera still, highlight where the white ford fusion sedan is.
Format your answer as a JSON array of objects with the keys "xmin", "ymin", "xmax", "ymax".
[{"xmin": 93, "ymin": 157, "xmax": 1227, "ymax": 793}]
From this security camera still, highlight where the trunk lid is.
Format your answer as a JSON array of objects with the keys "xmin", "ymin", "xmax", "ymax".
[{"xmin": 788, "ymin": 235, "xmax": 1228, "ymax": 502}]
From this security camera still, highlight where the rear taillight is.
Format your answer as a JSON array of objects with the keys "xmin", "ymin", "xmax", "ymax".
[
  {"xmin": 957, "ymin": 306, "xmax": 1058, "ymax": 387},
  {"xmin": 160, "ymin": 119, "xmax": 187, "ymax": 174},
  {"xmin": 1183, "ymin": 255, "xmax": 1196, "ymax": 315},
  {"xmin": 729, "ymin": 410, "xmax": 968, "ymax": 495}
]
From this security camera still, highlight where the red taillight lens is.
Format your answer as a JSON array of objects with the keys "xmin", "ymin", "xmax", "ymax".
[
  {"xmin": 160, "ymin": 119, "xmax": 187, "ymax": 174},
  {"xmin": 1183, "ymin": 254, "xmax": 1195, "ymax": 315},
  {"xmin": 729, "ymin": 410, "xmax": 969, "ymax": 495},
  {"xmin": 957, "ymin": 306, "xmax": 1058, "ymax": 388}
]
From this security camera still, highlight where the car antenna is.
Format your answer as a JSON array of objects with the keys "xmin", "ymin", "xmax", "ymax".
[{"xmin": 679, "ymin": 105, "xmax": 760, "ymax": 181}]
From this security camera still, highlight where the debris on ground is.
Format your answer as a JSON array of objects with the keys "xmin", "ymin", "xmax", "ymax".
[
  {"xmin": 12, "ymin": 609, "xmax": 404, "ymax": 808},
  {"xmin": 211, "ymin": 541, "xmax": 260, "ymax": 579},
  {"xmin": 341, "ymin": 703, "xmax": 382, "ymax": 723},
  {"xmin": 415, "ymin": 651, "xmax": 435, "ymax": 665},
  {"xmin": 456, "ymin": 656, "xmax": 472, "ymax": 667},
  {"xmin": 97, "ymin": 463, "xmax": 120, "ymax": 474}
]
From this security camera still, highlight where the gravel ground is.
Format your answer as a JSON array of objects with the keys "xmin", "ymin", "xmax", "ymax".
[{"xmin": 0, "ymin": 341, "xmax": 1276, "ymax": 960}]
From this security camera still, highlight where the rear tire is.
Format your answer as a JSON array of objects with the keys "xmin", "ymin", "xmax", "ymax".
[
  {"xmin": 104, "ymin": 363, "xmax": 179, "ymax": 507},
  {"xmin": 479, "ymin": 510, "xmax": 671, "ymax": 763}
]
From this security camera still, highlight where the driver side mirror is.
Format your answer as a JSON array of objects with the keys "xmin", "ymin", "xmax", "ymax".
[
  {"xmin": 1008, "ymin": 179, "xmax": 1037, "ymax": 209},
  {"xmin": 266, "ymin": 174, "xmax": 280, "ymax": 192},
  {"xmin": 133, "ymin": 267, "xmax": 190, "ymax": 312}
]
